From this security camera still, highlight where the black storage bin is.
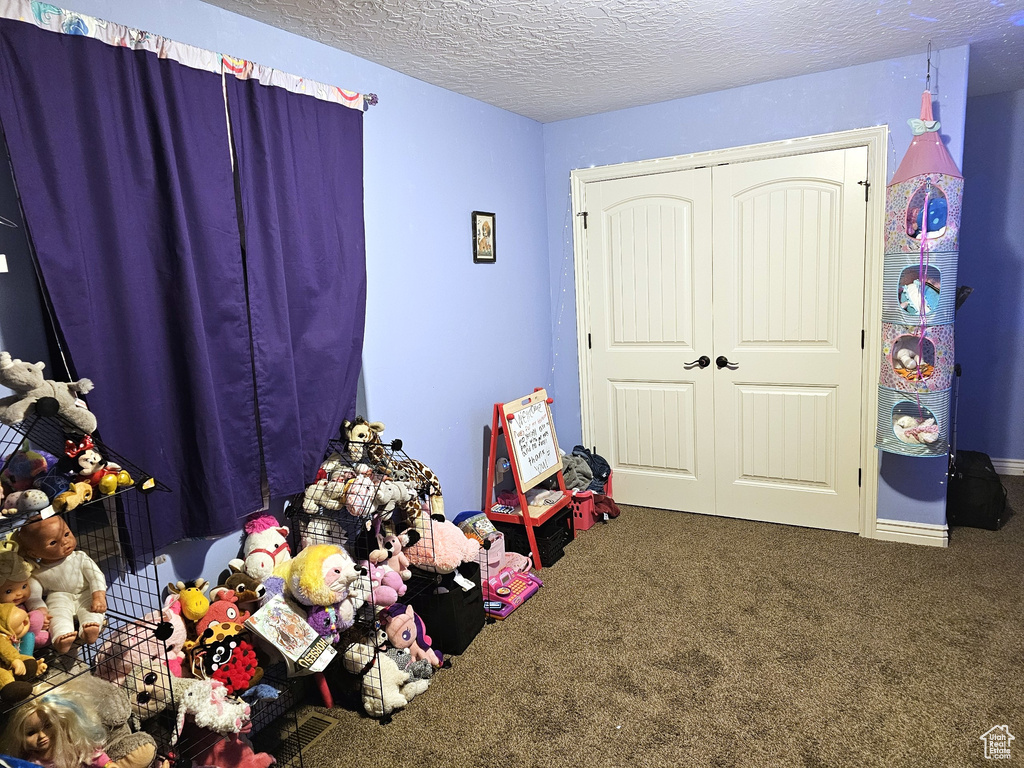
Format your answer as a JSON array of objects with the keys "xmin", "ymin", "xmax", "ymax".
[
  {"xmin": 947, "ymin": 450, "xmax": 1011, "ymax": 530},
  {"xmin": 407, "ymin": 561, "xmax": 485, "ymax": 655},
  {"xmin": 494, "ymin": 509, "xmax": 572, "ymax": 567}
]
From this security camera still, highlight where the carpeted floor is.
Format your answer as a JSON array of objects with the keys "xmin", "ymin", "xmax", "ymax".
[{"xmin": 295, "ymin": 476, "xmax": 1023, "ymax": 768}]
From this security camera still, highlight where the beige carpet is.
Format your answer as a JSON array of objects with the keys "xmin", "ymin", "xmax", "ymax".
[{"xmin": 295, "ymin": 477, "xmax": 1023, "ymax": 768}]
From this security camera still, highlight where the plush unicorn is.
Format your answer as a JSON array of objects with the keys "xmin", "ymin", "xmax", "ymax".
[{"xmin": 229, "ymin": 514, "xmax": 291, "ymax": 582}]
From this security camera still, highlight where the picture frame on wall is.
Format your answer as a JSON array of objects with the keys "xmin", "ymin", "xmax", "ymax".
[{"xmin": 472, "ymin": 211, "xmax": 496, "ymax": 263}]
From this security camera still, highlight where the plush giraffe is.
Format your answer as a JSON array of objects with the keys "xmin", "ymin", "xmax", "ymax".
[{"xmin": 341, "ymin": 419, "xmax": 445, "ymax": 518}]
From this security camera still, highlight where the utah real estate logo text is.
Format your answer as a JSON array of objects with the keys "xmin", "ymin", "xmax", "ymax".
[{"xmin": 980, "ymin": 726, "xmax": 1014, "ymax": 760}]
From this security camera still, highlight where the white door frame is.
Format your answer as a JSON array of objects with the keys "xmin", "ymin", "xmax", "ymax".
[{"xmin": 570, "ymin": 126, "xmax": 888, "ymax": 540}]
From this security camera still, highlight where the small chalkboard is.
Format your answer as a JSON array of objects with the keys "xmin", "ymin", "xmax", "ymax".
[{"xmin": 503, "ymin": 389, "xmax": 561, "ymax": 491}]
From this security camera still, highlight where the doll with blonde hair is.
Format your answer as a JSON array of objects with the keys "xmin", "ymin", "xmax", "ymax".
[{"xmin": 0, "ymin": 692, "xmax": 117, "ymax": 768}]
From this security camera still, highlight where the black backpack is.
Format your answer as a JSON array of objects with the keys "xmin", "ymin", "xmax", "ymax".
[{"xmin": 946, "ymin": 450, "xmax": 1010, "ymax": 530}]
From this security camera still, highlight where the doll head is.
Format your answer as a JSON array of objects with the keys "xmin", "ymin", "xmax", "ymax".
[
  {"xmin": 0, "ymin": 692, "xmax": 107, "ymax": 768},
  {"xmin": 0, "ymin": 603, "xmax": 31, "ymax": 639},
  {"xmin": 0, "ymin": 551, "xmax": 32, "ymax": 606},
  {"xmin": 13, "ymin": 514, "xmax": 76, "ymax": 564}
]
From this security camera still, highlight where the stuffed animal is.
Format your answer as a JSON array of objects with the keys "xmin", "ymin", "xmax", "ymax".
[
  {"xmin": 386, "ymin": 647, "xmax": 434, "ymax": 687},
  {"xmin": 275, "ymin": 544, "xmax": 359, "ymax": 644},
  {"xmin": 341, "ymin": 474, "xmax": 376, "ymax": 519},
  {"xmin": 341, "ymin": 628, "xmax": 427, "ymax": 717},
  {"xmin": 300, "ymin": 478, "xmax": 349, "ymax": 515},
  {"xmin": 349, "ymin": 420, "xmax": 446, "ymax": 517},
  {"xmin": 0, "ymin": 604, "xmax": 47, "ymax": 703},
  {"xmin": 52, "ymin": 481, "xmax": 94, "ymax": 512},
  {"xmin": 0, "ymin": 551, "xmax": 49, "ymax": 653},
  {"xmin": 894, "ymin": 415, "xmax": 940, "ymax": 444},
  {"xmin": 381, "ymin": 531, "xmax": 416, "ymax": 580},
  {"xmin": 0, "ymin": 351, "xmax": 97, "ymax": 434},
  {"xmin": 167, "ymin": 579, "xmax": 211, "ymax": 623},
  {"xmin": 340, "ymin": 418, "xmax": 386, "ymax": 464},
  {"xmin": 211, "ymin": 564, "xmax": 267, "ymax": 609},
  {"xmin": 379, "ymin": 603, "xmax": 443, "ymax": 668},
  {"xmin": 372, "ymin": 479, "xmax": 418, "ymax": 521},
  {"xmin": 229, "ymin": 514, "xmax": 291, "ymax": 582},
  {"xmin": 191, "ymin": 633, "xmax": 263, "ymax": 695},
  {"xmin": 1, "ymin": 443, "xmax": 58, "ymax": 494},
  {"xmin": 61, "ymin": 435, "xmax": 133, "ymax": 496},
  {"xmin": 169, "ymin": 677, "xmax": 251, "ymax": 745},
  {"xmin": 61, "ymin": 675, "xmax": 159, "ymax": 768},
  {"xmin": 14, "ymin": 514, "xmax": 107, "ymax": 654},
  {"xmin": 294, "ymin": 513, "xmax": 349, "ymax": 550},
  {"xmin": 404, "ymin": 514, "xmax": 481, "ymax": 574},
  {"xmin": 95, "ymin": 594, "xmax": 188, "ymax": 683},
  {"xmin": 124, "ymin": 661, "xmax": 176, "ymax": 728}
]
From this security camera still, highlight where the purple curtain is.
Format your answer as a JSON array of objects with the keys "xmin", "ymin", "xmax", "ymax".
[
  {"xmin": 225, "ymin": 78, "xmax": 366, "ymax": 497},
  {"xmin": 0, "ymin": 21, "xmax": 263, "ymax": 548}
]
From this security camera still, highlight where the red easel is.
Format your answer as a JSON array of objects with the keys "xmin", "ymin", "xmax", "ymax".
[{"xmin": 484, "ymin": 388, "xmax": 570, "ymax": 570}]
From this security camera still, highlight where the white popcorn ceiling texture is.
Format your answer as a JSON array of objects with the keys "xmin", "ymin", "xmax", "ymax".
[{"xmin": 205, "ymin": 0, "xmax": 1024, "ymax": 122}]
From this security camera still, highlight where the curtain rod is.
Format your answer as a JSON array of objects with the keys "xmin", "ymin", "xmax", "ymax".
[{"xmin": 0, "ymin": 0, "xmax": 378, "ymax": 112}]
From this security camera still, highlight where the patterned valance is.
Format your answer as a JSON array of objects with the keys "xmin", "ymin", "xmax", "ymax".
[{"xmin": 0, "ymin": 0, "xmax": 374, "ymax": 111}]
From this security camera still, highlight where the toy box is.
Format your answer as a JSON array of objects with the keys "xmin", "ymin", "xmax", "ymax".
[{"xmin": 408, "ymin": 561, "xmax": 485, "ymax": 655}]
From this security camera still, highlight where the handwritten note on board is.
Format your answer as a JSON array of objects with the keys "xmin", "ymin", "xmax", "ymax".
[{"xmin": 508, "ymin": 400, "xmax": 558, "ymax": 488}]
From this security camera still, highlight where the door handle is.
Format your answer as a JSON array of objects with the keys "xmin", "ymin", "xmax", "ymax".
[
  {"xmin": 684, "ymin": 355, "xmax": 711, "ymax": 369},
  {"xmin": 716, "ymin": 355, "xmax": 739, "ymax": 369}
]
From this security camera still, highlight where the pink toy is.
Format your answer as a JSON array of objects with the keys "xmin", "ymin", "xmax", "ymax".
[
  {"xmin": 194, "ymin": 592, "xmax": 250, "ymax": 639},
  {"xmin": 95, "ymin": 595, "xmax": 187, "ymax": 684},
  {"xmin": 229, "ymin": 514, "xmax": 291, "ymax": 582},
  {"xmin": 379, "ymin": 603, "xmax": 442, "ymax": 668},
  {"xmin": 404, "ymin": 515, "xmax": 481, "ymax": 574},
  {"xmin": 364, "ymin": 562, "xmax": 406, "ymax": 608},
  {"xmin": 382, "ymin": 532, "xmax": 414, "ymax": 580},
  {"xmin": 342, "ymin": 475, "xmax": 376, "ymax": 518},
  {"xmin": 193, "ymin": 731, "xmax": 276, "ymax": 768}
]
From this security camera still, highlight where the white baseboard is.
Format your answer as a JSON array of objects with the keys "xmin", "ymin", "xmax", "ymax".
[
  {"xmin": 991, "ymin": 458, "xmax": 1024, "ymax": 476},
  {"xmin": 874, "ymin": 518, "xmax": 948, "ymax": 548}
]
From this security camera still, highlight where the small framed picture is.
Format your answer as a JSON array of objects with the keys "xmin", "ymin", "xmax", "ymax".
[{"xmin": 472, "ymin": 211, "xmax": 496, "ymax": 263}]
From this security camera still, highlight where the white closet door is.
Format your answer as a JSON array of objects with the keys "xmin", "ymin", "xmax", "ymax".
[
  {"xmin": 710, "ymin": 147, "xmax": 868, "ymax": 531},
  {"xmin": 583, "ymin": 168, "xmax": 717, "ymax": 514}
]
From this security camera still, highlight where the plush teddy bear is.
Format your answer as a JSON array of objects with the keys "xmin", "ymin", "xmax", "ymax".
[
  {"xmin": 0, "ymin": 351, "xmax": 97, "ymax": 434},
  {"xmin": 0, "ymin": 603, "xmax": 47, "ymax": 702},
  {"xmin": 62, "ymin": 674, "xmax": 159, "ymax": 768},
  {"xmin": 14, "ymin": 513, "xmax": 107, "ymax": 654},
  {"xmin": 275, "ymin": 544, "xmax": 359, "ymax": 644}
]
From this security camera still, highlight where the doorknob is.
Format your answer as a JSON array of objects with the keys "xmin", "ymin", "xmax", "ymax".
[
  {"xmin": 716, "ymin": 355, "xmax": 739, "ymax": 369},
  {"xmin": 684, "ymin": 355, "xmax": 711, "ymax": 369}
]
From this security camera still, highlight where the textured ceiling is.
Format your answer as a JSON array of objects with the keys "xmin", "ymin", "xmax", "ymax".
[{"xmin": 204, "ymin": 0, "xmax": 1024, "ymax": 122}]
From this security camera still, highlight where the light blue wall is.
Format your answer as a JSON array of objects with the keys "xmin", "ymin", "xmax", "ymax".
[
  {"xmin": 542, "ymin": 47, "xmax": 970, "ymax": 526},
  {"xmin": 955, "ymin": 88, "xmax": 1024, "ymax": 463}
]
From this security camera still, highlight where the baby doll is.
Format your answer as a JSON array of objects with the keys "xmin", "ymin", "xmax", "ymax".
[
  {"xmin": 0, "ymin": 551, "xmax": 50, "ymax": 653},
  {"xmin": 0, "ymin": 691, "xmax": 117, "ymax": 768},
  {"xmin": 13, "ymin": 514, "xmax": 107, "ymax": 654},
  {"xmin": 0, "ymin": 603, "xmax": 47, "ymax": 702}
]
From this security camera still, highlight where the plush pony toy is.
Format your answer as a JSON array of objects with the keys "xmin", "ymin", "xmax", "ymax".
[
  {"xmin": 230, "ymin": 514, "xmax": 292, "ymax": 582},
  {"xmin": 404, "ymin": 514, "xmax": 481, "ymax": 574},
  {"xmin": 275, "ymin": 544, "xmax": 359, "ymax": 644},
  {"xmin": 0, "ymin": 351, "xmax": 97, "ymax": 434},
  {"xmin": 379, "ymin": 603, "xmax": 443, "ymax": 668}
]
